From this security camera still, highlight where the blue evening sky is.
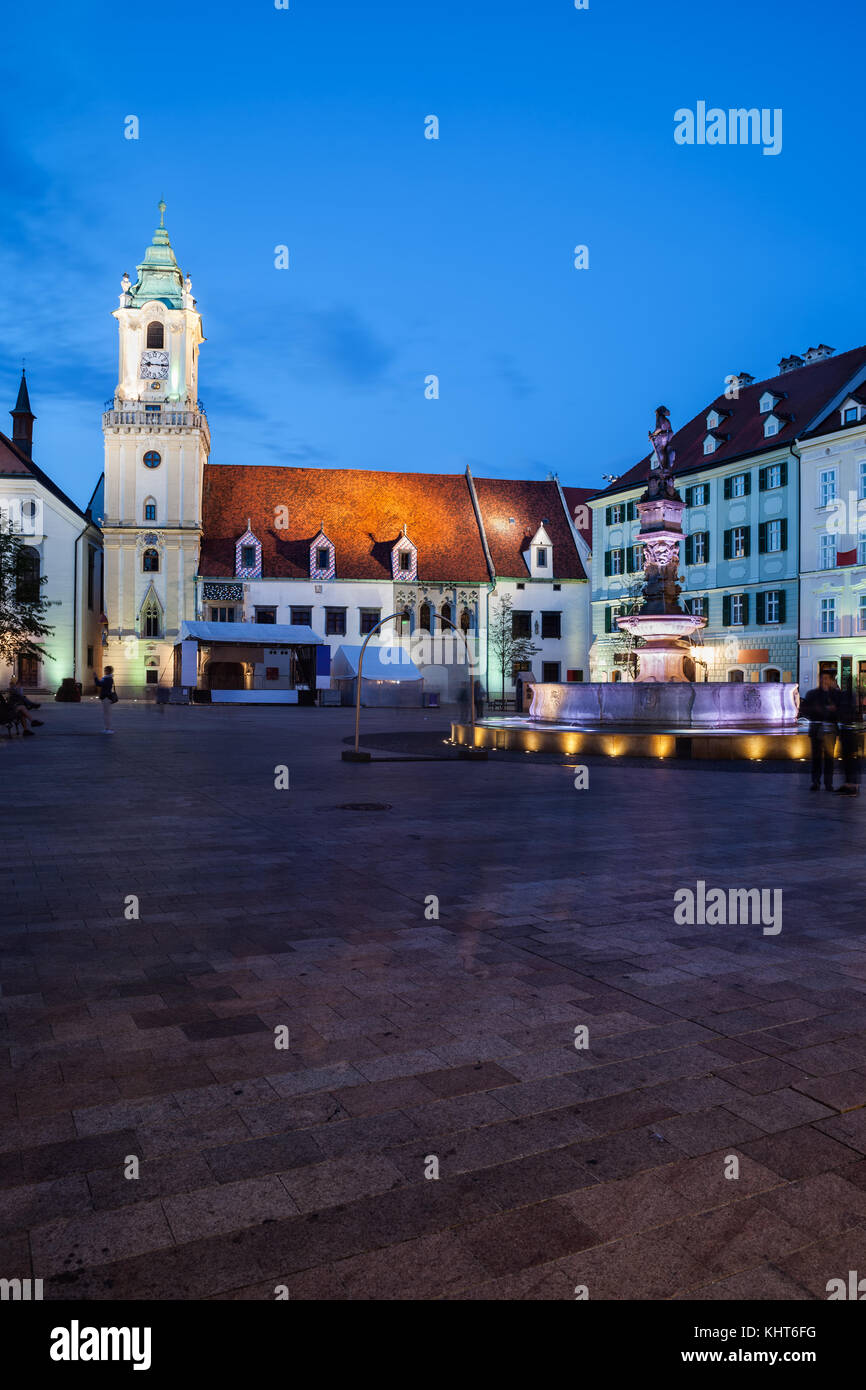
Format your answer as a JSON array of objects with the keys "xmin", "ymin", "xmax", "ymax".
[{"xmin": 1, "ymin": 0, "xmax": 864, "ymax": 510}]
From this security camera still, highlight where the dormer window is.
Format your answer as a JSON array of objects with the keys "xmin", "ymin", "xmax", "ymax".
[
  {"xmin": 706, "ymin": 410, "xmax": 720, "ymax": 430},
  {"xmin": 399, "ymin": 550, "xmax": 411, "ymax": 570},
  {"xmin": 759, "ymin": 392, "xmax": 777, "ymax": 414},
  {"xmin": 310, "ymin": 529, "xmax": 335, "ymax": 580},
  {"xmin": 235, "ymin": 522, "xmax": 262, "ymax": 579},
  {"xmin": 764, "ymin": 414, "xmax": 780, "ymax": 438},
  {"xmin": 391, "ymin": 528, "xmax": 417, "ymax": 581},
  {"xmin": 844, "ymin": 407, "xmax": 859, "ymax": 424},
  {"xmin": 536, "ymin": 547, "xmax": 548, "ymax": 567},
  {"xmin": 703, "ymin": 435, "xmax": 717, "ymax": 455}
]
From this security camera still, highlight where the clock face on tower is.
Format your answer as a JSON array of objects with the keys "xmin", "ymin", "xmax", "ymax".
[{"xmin": 140, "ymin": 350, "xmax": 169, "ymax": 380}]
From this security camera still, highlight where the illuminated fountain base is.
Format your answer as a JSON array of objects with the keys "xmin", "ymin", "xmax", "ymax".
[{"xmin": 528, "ymin": 680, "xmax": 800, "ymax": 728}]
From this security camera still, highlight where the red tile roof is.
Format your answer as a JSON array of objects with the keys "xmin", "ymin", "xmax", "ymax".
[
  {"xmin": 200, "ymin": 465, "xmax": 491, "ymax": 581},
  {"xmin": 592, "ymin": 345, "xmax": 866, "ymax": 497},
  {"xmin": 562, "ymin": 486, "xmax": 594, "ymax": 545},
  {"xmin": 471, "ymin": 476, "xmax": 586, "ymax": 580}
]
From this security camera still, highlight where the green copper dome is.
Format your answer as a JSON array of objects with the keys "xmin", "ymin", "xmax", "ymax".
[{"xmin": 128, "ymin": 201, "xmax": 184, "ymax": 309}]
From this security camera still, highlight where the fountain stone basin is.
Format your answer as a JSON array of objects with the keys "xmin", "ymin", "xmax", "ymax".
[
  {"xmin": 528, "ymin": 680, "xmax": 800, "ymax": 727},
  {"xmin": 615, "ymin": 611, "xmax": 707, "ymax": 683}
]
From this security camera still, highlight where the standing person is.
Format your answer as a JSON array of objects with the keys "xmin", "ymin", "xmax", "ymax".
[
  {"xmin": 473, "ymin": 678, "xmax": 485, "ymax": 720},
  {"xmin": 835, "ymin": 683, "xmax": 861, "ymax": 796},
  {"xmin": 800, "ymin": 672, "xmax": 840, "ymax": 791},
  {"xmin": 95, "ymin": 665, "xmax": 116, "ymax": 733}
]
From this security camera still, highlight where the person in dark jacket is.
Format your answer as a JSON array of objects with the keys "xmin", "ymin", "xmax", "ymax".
[
  {"xmin": 800, "ymin": 673, "xmax": 841, "ymax": 790},
  {"xmin": 95, "ymin": 666, "xmax": 116, "ymax": 733},
  {"xmin": 834, "ymin": 685, "xmax": 861, "ymax": 796}
]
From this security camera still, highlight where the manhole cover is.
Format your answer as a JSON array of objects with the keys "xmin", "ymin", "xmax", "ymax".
[{"xmin": 337, "ymin": 802, "xmax": 392, "ymax": 812}]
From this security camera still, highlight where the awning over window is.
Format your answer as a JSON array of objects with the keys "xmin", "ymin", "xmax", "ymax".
[
  {"xmin": 179, "ymin": 621, "xmax": 321, "ymax": 645},
  {"xmin": 331, "ymin": 644, "xmax": 423, "ymax": 682}
]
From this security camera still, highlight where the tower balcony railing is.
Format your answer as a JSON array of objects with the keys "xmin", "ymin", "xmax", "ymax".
[{"xmin": 103, "ymin": 398, "xmax": 209, "ymax": 438}]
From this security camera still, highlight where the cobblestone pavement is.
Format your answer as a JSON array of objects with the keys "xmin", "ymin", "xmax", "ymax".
[{"xmin": 2, "ymin": 701, "xmax": 865, "ymax": 1300}]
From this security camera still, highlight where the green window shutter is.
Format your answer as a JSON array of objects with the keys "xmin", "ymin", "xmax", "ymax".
[
  {"xmin": 779, "ymin": 589, "xmax": 786, "ymax": 623},
  {"xmin": 684, "ymin": 534, "xmax": 693, "ymax": 565},
  {"xmin": 779, "ymin": 460, "xmax": 788, "ymax": 487},
  {"xmin": 780, "ymin": 518, "xmax": 788, "ymax": 549},
  {"xmin": 626, "ymin": 500, "xmax": 636, "ymax": 520},
  {"xmin": 723, "ymin": 529, "xmax": 732, "ymax": 560},
  {"xmin": 758, "ymin": 521, "xmax": 767, "ymax": 554},
  {"xmin": 743, "ymin": 527, "xmax": 751, "ymax": 557},
  {"xmin": 685, "ymin": 487, "xmax": 693, "ymax": 506},
  {"xmin": 758, "ymin": 467, "xmax": 767, "ymax": 491},
  {"xmin": 742, "ymin": 593, "xmax": 750, "ymax": 624},
  {"xmin": 724, "ymin": 477, "xmax": 732, "ymax": 500},
  {"xmin": 756, "ymin": 591, "xmax": 765, "ymax": 625},
  {"xmin": 722, "ymin": 595, "xmax": 731, "ymax": 625},
  {"xmin": 605, "ymin": 506, "xmax": 612, "ymax": 525},
  {"xmin": 743, "ymin": 473, "xmax": 752, "ymax": 495},
  {"xmin": 604, "ymin": 550, "xmax": 611, "ymax": 576},
  {"xmin": 604, "ymin": 606, "xmax": 612, "ymax": 633},
  {"xmin": 703, "ymin": 531, "xmax": 710, "ymax": 562}
]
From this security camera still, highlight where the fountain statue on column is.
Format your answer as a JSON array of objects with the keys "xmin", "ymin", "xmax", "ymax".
[{"xmin": 615, "ymin": 406, "xmax": 706, "ymax": 679}]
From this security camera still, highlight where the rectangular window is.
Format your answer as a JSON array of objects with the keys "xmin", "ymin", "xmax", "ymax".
[
  {"xmin": 316, "ymin": 546, "xmax": 330, "ymax": 569},
  {"xmin": 685, "ymin": 596, "xmax": 707, "ymax": 618},
  {"xmin": 819, "ymin": 468, "xmax": 837, "ymax": 507},
  {"xmin": 764, "ymin": 591, "xmax": 780, "ymax": 623},
  {"xmin": 765, "ymin": 519, "xmax": 782, "ymax": 552},
  {"xmin": 359, "ymin": 608, "xmax": 381, "ymax": 635},
  {"xmin": 860, "ymin": 461, "xmax": 866, "ymax": 501},
  {"xmin": 687, "ymin": 483, "xmax": 709, "ymax": 507},
  {"xmin": 512, "ymin": 659, "xmax": 532, "ymax": 683},
  {"xmin": 691, "ymin": 532, "xmax": 708, "ymax": 565},
  {"xmin": 145, "ymin": 404, "xmax": 160, "ymax": 414},
  {"xmin": 859, "ymin": 535, "xmax": 866, "ymax": 567},
  {"xmin": 731, "ymin": 594, "xmax": 745, "ymax": 625},
  {"xmin": 241, "ymin": 545, "xmax": 257, "ymax": 568},
  {"xmin": 265, "ymin": 667, "xmax": 279, "ymax": 681},
  {"xmin": 541, "ymin": 611, "xmax": 561, "ymax": 639},
  {"xmin": 845, "ymin": 407, "xmax": 858, "ymax": 423},
  {"xmin": 859, "ymin": 595, "xmax": 866, "ymax": 633},
  {"xmin": 210, "ymin": 606, "xmax": 235, "ymax": 623},
  {"xmin": 399, "ymin": 550, "xmax": 412, "ymax": 570},
  {"xmin": 820, "ymin": 534, "xmax": 837, "ymax": 569},
  {"xmin": 820, "ymin": 597, "xmax": 836, "ymax": 634},
  {"xmin": 536, "ymin": 547, "xmax": 548, "ymax": 567},
  {"xmin": 628, "ymin": 543, "xmax": 643, "ymax": 572},
  {"xmin": 512, "ymin": 611, "xmax": 532, "ymax": 640},
  {"xmin": 146, "ymin": 669, "xmax": 159, "ymax": 685},
  {"xmin": 605, "ymin": 548, "xmax": 624, "ymax": 576},
  {"xmin": 144, "ymin": 503, "xmax": 156, "ymax": 521},
  {"xmin": 255, "ymin": 607, "xmax": 277, "ymax": 623},
  {"xmin": 732, "ymin": 526, "xmax": 747, "ymax": 558},
  {"xmin": 542, "ymin": 662, "xmax": 560, "ymax": 683},
  {"xmin": 566, "ymin": 669, "xmax": 583, "ymax": 682},
  {"xmin": 606, "ymin": 503, "xmax": 624, "ymax": 525},
  {"xmin": 290, "ymin": 606, "xmax": 312, "ymax": 626},
  {"xmin": 325, "ymin": 608, "xmax": 346, "ymax": 636},
  {"xmin": 87, "ymin": 645, "xmax": 94, "ymax": 668},
  {"xmin": 731, "ymin": 473, "xmax": 747, "ymax": 498}
]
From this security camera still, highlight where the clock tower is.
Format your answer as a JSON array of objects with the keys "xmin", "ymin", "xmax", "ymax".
[{"xmin": 101, "ymin": 202, "xmax": 208, "ymax": 695}]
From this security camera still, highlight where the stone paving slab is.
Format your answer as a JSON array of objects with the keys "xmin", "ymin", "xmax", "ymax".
[{"xmin": 2, "ymin": 701, "xmax": 866, "ymax": 1300}]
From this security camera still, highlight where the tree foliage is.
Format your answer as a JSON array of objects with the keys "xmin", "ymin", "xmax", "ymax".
[{"xmin": 0, "ymin": 525, "xmax": 53, "ymax": 669}]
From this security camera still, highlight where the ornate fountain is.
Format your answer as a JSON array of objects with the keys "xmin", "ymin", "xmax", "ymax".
[{"xmin": 527, "ymin": 406, "xmax": 800, "ymax": 727}]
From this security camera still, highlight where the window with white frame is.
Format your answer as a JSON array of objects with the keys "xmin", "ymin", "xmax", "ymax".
[
  {"xmin": 686, "ymin": 595, "xmax": 707, "ymax": 618},
  {"xmin": 610, "ymin": 549, "xmax": 623, "ymax": 575},
  {"xmin": 765, "ymin": 590, "xmax": 780, "ymax": 623},
  {"xmin": 859, "ymin": 594, "xmax": 866, "ymax": 633},
  {"xmin": 609, "ymin": 504, "xmax": 624, "ymax": 524},
  {"xmin": 731, "ymin": 526, "xmax": 747, "ymax": 558},
  {"xmin": 765, "ymin": 463, "xmax": 782, "ymax": 489},
  {"xmin": 731, "ymin": 473, "xmax": 747, "ymax": 498},
  {"xmin": 764, "ymin": 416, "xmax": 780, "ymax": 438},
  {"xmin": 765, "ymin": 519, "xmax": 783, "ymax": 552},
  {"xmin": 820, "ymin": 533, "xmax": 837, "ymax": 569},
  {"xmin": 860, "ymin": 460, "xmax": 866, "ymax": 500},
  {"xmin": 692, "ymin": 532, "xmax": 707, "ymax": 564},
  {"xmin": 819, "ymin": 468, "xmax": 837, "ymax": 507},
  {"xmin": 820, "ymin": 597, "xmax": 836, "ymax": 634},
  {"xmin": 759, "ymin": 392, "xmax": 776, "ymax": 413},
  {"xmin": 731, "ymin": 594, "xmax": 745, "ymax": 625},
  {"xmin": 691, "ymin": 483, "xmax": 708, "ymax": 506},
  {"xmin": 707, "ymin": 410, "xmax": 720, "ymax": 429},
  {"xmin": 859, "ymin": 532, "xmax": 866, "ymax": 567},
  {"xmin": 703, "ymin": 435, "xmax": 717, "ymax": 455}
]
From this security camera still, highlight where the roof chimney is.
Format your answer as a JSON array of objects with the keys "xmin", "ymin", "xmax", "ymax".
[
  {"xmin": 778, "ymin": 354, "xmax": 804, "ymax": 374},
  {"xmin": 733, "ymin": 371, "xmax": 755, "ymax": 387},
  {"xmin": 10, "ymin": 369, "xmax": 35, "ymax": 457},
  {"xmin": 803, "ymin": 344, "xmax": 835, "ymax": 363}
]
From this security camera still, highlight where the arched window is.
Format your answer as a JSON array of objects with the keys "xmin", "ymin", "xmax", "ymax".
[
  {"xmin": 441, "ymin": 601, "xmax": 452, "ymax": 626},
  {"xmin": 142, "ymin": 600, "xmax": 161, "ymax": 638},
  {"xmin": 143, "ymin": 451, "xmax": 161, "ymax": 469},
  {"xmin": 144, "ymin": 498, "xmax": 157, "ymax": 522},
  {"xmin": 763, "ymin": 668, "xmax": 781, "ymax": 683},
  {"xmin": 419, "ymin": 602, "xmax": 431, "ymax": 633},
  {"xmin": 146, "ymin": 321, "xmax": 164, "ymax": 349},
  {"xmin": 459, "ymin": 606, "xmax": 471, "ymax": 633},
  {"xmin": 728, "ymin": 669, "xmax": 745, "ymax": 683},
  {"xmin": 16, "ymin": 546, "xmax": 40, "ymax": 602},
  {"xmin": 143, "ymin": 548, "xmax": 159, "ymax": 572}
]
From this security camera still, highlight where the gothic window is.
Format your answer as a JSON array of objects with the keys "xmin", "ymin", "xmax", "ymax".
[
  {"xmin": 441, "ymin": 601, "xmax": 452, "ymax": 626},
  {"xmin": 16, "ymin": 546, "xmax": 40, "ymax": 602},
  {"xmin": 460, "ymin": 607, "xmax": 471, "ymax": 632},
  {"xmin": 142, "ymin": 600, "xmax": 161, "ymax": 638},
  {"xmin": 144, "ymin": 498, "xmax": 157, "ymax": 522},
  {"xmin": 143, "ymin": 548, "xmax": 159, "ymax": 573},
  {"xmin": 419, "ymin": 602, "xmax": 431, "ymax": 632},
  {"xmin": 146, "ymin": 321, "xmax": 164, "ymax": 349},
  {"xmin": 144, "ymin": 451, "xmax": 161, "ymax": 469}
]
